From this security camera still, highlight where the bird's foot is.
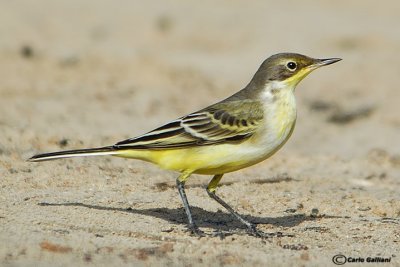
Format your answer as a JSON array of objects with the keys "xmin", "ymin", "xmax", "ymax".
[
  {"xmin": 186, "ymin": 224, "xmax": 206, "ymax": 237},
  {"xmin": 246, "ymin": 224, "xmax": 294, "ymax": 239},
  {"xmin": 246, "ymin": 223, "xmax": 266, "ymax": 238},
  {"xmin": 211, "ymin": 229, "xmax": 234, "ymax": 240}
]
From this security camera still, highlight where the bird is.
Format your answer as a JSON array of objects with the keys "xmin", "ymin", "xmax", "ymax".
[{"xmin": 28, "ymin": 53, "xmax": 341, "ymax": 237}]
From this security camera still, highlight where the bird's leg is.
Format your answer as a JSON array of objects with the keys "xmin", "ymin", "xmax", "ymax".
[
  {"xmin": 206, "ymin": 174, "xmax": 263, "ymax": 237},
  {"xmin": 176, "ymin": 173, "xmax": 205, "ymax": 237}
]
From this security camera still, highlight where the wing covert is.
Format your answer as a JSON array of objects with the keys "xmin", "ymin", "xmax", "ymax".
[{"xmin": 114, "ymin": 99, "xmax": 263, "ymax": 150}]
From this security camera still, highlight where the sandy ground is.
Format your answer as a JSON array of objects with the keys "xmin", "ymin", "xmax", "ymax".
[{"xmin": 1, "ymin": 0, "xmax": 400, "ymax": 266}]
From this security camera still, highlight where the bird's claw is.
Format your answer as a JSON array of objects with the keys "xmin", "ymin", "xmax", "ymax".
[
  {"xmin": 246, "ymin": 224, "xmax": 292, "ymax": 239},
  {"xmin": 247, "ymin": 224, "xmax": 265, "ymax": 238},
  {"xmin": 211, "ymin": 229, "xmax": 234, "ymax": 240},
  {"xmin": 187, "ymin": 224, "xmax": 206, "ymax": 237}
]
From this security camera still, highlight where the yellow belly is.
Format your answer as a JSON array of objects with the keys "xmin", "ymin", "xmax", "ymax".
[
  {"xmin": 115, "ymin": 119, "xmax": 295, "ymax": 175},
  {"xmin": 115, "ymin": 144, "xmax": 257, "ymax": 175}
]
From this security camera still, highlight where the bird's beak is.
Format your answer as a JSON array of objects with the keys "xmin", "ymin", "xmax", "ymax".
[
  {"xmin": 312, "ymin": 58, "xmax": 342, "ymax": 68},
  {"xmin": 287, "ymin": 57, "xmax": 341, "ymax": 87}
]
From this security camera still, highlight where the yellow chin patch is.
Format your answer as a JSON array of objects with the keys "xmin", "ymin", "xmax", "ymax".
[{"xmin": 284, "ymin": 66, "xmax": 316, "ymax": 87}]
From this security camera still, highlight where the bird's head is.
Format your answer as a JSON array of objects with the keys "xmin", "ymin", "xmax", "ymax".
[{"xmin": 250, "ymin": 53, "xmax": 341, "ymax": 91}]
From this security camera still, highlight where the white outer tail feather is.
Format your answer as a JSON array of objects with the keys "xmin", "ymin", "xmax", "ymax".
[{"xmin": 28, "ymin": 147, "xmax": 118, "ymax": 162}]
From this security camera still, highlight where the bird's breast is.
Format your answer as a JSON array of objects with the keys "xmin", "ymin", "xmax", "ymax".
[{"xmin": 251, "ymin": 90, "xmax": 297, "ymax": 157}]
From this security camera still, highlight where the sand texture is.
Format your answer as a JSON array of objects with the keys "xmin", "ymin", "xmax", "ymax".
[{"xmin": 1, "ymin": 1, "xmax": 399, "ymax": 266}]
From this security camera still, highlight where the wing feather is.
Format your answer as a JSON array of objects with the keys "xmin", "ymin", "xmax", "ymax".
[{"xmin": 114, "ymin": 99, "xmax": 264, "ymax": 150}]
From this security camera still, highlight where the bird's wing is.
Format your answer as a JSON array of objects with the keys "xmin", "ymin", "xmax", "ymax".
[{"xmin": 114, "ymin": 99, "xmax": 264, "ymax": 150}]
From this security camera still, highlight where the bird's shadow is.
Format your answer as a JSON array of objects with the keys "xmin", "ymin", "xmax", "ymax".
[{"xmin": 38, "ymin": 201, "xmax": 345, "ymax": 232}]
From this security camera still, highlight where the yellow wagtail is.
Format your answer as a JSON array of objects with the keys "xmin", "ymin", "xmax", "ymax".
[{"xmin": 29, "ymin": 53, "xmax": 341, "ymax": 237}]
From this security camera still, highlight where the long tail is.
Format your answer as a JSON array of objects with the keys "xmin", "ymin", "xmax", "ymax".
[{"xmin": 28, "ymin": 146, "xmax": 119, "ymax": 162}]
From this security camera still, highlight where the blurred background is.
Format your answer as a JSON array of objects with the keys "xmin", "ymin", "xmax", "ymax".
[
  {"xmin": 1, "ymin": 1, "xmax": 399, "ymax": 265},
  {"xmin": 0, "ymin": 0, "xmax": 399, "ymax": 160}
]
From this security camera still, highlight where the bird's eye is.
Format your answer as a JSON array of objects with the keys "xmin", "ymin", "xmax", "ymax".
[{"xmin": 286, "ymin": 61, "xmax": 297, "ymax": 71}]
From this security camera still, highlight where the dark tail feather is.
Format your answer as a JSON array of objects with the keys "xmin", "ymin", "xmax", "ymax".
[{"xmin": 28, "ymin": 146, "xmax": 118, "ymax": 162}]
